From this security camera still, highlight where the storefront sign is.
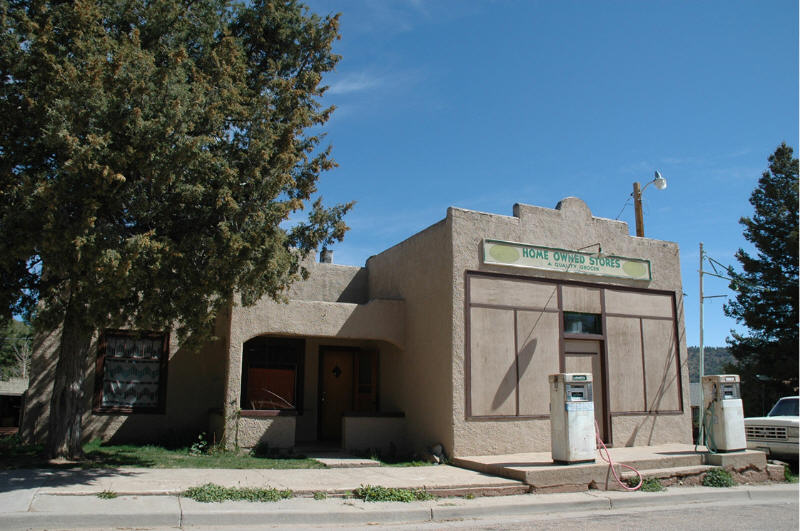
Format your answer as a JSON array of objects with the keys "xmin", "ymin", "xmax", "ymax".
[{"xmin": 482, "ymin": 239, "xmax": 651, "ymax": 280}]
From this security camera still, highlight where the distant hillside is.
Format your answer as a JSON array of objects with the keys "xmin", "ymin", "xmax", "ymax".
[{"xmin": 687, "ymin": 346, "xmax": 736, "ymax": 382}]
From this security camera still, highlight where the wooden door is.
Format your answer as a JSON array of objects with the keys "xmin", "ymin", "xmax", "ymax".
[
  {"xmin": 319, "ymin": 349, "xmax": 353, "ymax": 441},
  {"xmin": 564, "ymin": 340, "xmax": 606, "ymax": 441}
]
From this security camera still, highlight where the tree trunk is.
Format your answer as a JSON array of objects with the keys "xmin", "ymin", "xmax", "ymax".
[{"xmin": 46, "ymin": 300, "xmax": 94, "ymax": 459}]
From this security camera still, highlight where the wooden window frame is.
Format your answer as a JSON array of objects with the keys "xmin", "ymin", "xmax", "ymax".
[
  {"xmin": 464, "ymin": 271, "xmax": 684, "ymax": 428},
  {"xmin": 240, "ymin": 337, "xmax": 305, "ymax": 414},
  {"xmin": 93, "ymin": 329, "xmax": 169, "ymax": 415}
]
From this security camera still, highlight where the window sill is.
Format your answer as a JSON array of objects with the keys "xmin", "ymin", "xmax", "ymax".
[
  {"xmin": 93, "ymin": 407, "xmax": 165, "ymax": 415},
  {"xmin": 563, "ymin": 332, "xmax": 604, "ymax": 340},
  {"xmin": 343, "ymin": 411, "xmax": 404, "ymax": 418},
  {"xmin": 239, "ymin": 409, "xmax": 298, "ymax": 418}
]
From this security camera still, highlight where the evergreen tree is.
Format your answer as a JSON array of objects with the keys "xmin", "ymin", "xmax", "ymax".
[
  {"xmin": 0, "ymin": 0, "xmax": 351, "ymax": 457},
  {"xmin": 724, "ymin": 143, "xmax": 799, "ymax": 416}
]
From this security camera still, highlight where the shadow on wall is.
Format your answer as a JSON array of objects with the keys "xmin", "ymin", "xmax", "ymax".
[
  {"xmin": 625, "ymin": 318, "xmax": 686, "ymax": 447},
  {"xmin": 20, "ymin": 328, "xmax": 67, "ymax": 444},
  {"xmin": 20, "ymin": 329, "xmax": 228, "ymax": 450},
  {"xmin": 336, "ymin": 269, "xmax": 368, "ymax": 304},
  {"xmin": 493, "ymin": 339, "xmax": 538, "ymax": 411}
]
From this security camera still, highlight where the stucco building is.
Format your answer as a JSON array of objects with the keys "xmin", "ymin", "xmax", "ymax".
[{"xmin": 22, "ymin": 197, "xmax": 691, "ymax": 457}]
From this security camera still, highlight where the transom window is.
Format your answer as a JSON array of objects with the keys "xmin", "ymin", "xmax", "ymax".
[
  {"xmin": 564, "ymin": 312, "xmax": 602, "ymax": 335},
  {"xmin": 241, "ymin": 337, "xmax": 304, "ymax": 411},
  {"xmin": 94, "ymin": 330, "xmax": 168, "ymax": 413}
]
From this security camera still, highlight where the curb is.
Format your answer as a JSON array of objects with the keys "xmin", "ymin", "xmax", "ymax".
[{"xmin": 1, "ymin": 483, "xmax": 796, "ymax": 530}]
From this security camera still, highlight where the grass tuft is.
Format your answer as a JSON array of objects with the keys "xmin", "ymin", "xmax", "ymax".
[
  {"xmin": 352, "ymin": 484, "xmax": 434, "ymax": 502},
  {"xmin": 97, "ymin": 490, "xmax": 118, "ymax": 499},
  {"xmin": 702, "ymin": 467, "xmax": 735, "ymax": 488},
  {"xmin": 638, "ymin": 477, "xmax": 665, "ymax": 492},
  {"xmin": 184, "ymin": 483, "xmax": 292, "ymax": 503}
]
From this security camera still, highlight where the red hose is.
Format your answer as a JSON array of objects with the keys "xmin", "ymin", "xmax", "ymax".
[{"xmin": 596, "ymin": 420, "xmax": 643, "ymax": 491}]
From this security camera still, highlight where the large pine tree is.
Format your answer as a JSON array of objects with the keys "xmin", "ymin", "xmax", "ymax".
[
  {"xmin": 0, "ymin": 0, "xmax": 351, "ymax": 458},
  {"xmin": 724, "ymin": 143, "xmax": 799, "ymax": 416}
]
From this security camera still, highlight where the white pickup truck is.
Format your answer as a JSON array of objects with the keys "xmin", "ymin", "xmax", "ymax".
[{"xmin": 744, "ymin": 396, "xmax": 799, "ymax": 460}]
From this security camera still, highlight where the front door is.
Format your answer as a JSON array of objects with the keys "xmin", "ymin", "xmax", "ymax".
[
  {"xmin": 319, "ymin": 349, "xmax": 354, "ymax": 441},
  {"xmin": 564, "ymin": 339, "xmax": 607, "ymax": 441},
  {"xmin": 318, "ymin": 347, "xmax": 378, "ymax": 441}
]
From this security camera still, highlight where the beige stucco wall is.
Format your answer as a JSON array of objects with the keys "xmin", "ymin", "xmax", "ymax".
[
  {"xmin": 342, "ymin": 415, "xmax": 407, "ymax": 453},
  {"xmin": 286, "ymin": 261, "xmax": 368, "ymax": 304},
  {"xmin": 366, "ymin": 219, "xmax": 455, "ymax": 455},
  {"xmin": 22, "ymin": 310, "xmax": 230, "ymax": 446},
  {"xmin": 449, "ymin": 198, "xmax": 691, "ymax": 456},
  {"xmin": 220, "ymin": 257, "xmax": 406, "ymax": 449},
  {"xmin": 234, "ymin": 415, "xmax": 296, "ymax": 449}
]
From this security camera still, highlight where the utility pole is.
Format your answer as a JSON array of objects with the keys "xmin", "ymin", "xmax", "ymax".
[
  {"xmin": 633, "ymin": 182, "xmax": 644, "ymax": 237},
  {"xmin": 697, "ymin": 242, "xmax": 729, "ymax": 447},
  {"xmin": 698, "ymin": 242, "xmax": 705, "ymax": 446}
]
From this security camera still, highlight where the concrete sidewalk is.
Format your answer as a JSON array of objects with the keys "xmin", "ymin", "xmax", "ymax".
[
  {"xmin": 0, "ymin": 445, "xmax": 793, "ymax": 530},
  {"xmin": 0, "ymin": 480, "xmax": 796, "ymax": 530},
  {"xmin": 0, "ymin": 463, "xmax": 526, "ymax": 497}
]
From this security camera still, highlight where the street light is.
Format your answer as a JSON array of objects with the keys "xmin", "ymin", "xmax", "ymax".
[{"xmin": 633, "ymin": 171, "xmax": 667, "ymax": 237}]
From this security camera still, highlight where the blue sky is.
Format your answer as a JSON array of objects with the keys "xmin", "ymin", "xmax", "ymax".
[{"xmin": 304, "ymin": 0, "xmax": 798, "ymax": 348}]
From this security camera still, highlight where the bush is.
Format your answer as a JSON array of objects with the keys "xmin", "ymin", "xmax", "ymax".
[
  {"xmin": 352, "ymin": 484, "xmax": 433, "ymax": 502},
  {"xmin": 184, "ymin": 483, "xmax": 292, "ymax": 503},
  {"xmin": 702, "ymin": 468, "xmax": 735, "ymax": 488},
  {"xmin": 624, "ymin": 477, "xmax": 664, "ymax": 492}
]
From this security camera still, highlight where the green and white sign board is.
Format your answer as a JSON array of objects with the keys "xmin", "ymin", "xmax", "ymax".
[{"xmin": 482, "ymin": 239, "xmax": 652, "ymax": 280}]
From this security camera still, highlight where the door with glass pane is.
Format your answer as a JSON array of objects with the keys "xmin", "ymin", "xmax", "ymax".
[{"xmin": 564, "ymin": 339, "xmax": 606, "ymax": 441}]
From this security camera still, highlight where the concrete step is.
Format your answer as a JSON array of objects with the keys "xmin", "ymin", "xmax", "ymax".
[
  {"xmin": 452, "ymin": 444, "xmax": 770, "ymax": 493},
  {"xmin": 311, "ymin": 455, "xmax": 382, "ymax": 468},
  {"xmin": 621, "ymin": 464, "xmax": 713, "ymax": 480}
]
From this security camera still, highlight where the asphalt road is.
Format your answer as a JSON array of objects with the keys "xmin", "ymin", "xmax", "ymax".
[
  {"xmin": 41, "ymin": 494, "xmax": 796, "ymax": 531},
  {"xmin": 301, "ymin": 496, "xmax": 799, "ymax": 531}
]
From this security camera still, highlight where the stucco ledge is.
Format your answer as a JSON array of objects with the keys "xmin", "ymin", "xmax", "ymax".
[{"xmin": 231, "ymin": 298, "xmax": 406, "ymax": 349}]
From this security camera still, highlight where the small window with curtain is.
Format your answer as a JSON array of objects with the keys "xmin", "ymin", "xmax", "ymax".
[
  {"xmin": 241, "ymin": 337, "xmax": 304, "ymax": 411},
  {"xmin": 94, "ymin": 330, "xmax": 168, "ymax": 413},
  {"xmin": 564, "ymin": 312, "xmax": 602, "ymax": 335}
]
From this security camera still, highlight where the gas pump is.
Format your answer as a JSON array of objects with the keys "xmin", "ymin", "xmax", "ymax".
[
  {"xmin": 701, "ymin": 374, "xmax": 746, "ymax": 452},
  {"xmin": 549, "ymin": 373, "xmax": 596, "ymax": 463}
]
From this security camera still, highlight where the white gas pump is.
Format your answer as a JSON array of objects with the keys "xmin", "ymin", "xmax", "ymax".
[
  {"xmin": 701, "ymin": 374, "xmax": 746, "ymax": 452},
  {"xmin": 549, "ymin": 373, "xmax": 596, "ymax": 463}
]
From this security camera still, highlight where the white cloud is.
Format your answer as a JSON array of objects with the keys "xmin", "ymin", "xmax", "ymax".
[{"xmin": 327, "ymin": 72, "xmax": 384, "ymax": 95}]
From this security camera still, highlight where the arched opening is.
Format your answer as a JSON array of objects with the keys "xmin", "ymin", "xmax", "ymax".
[{"xmin": 241, "ymin": 336, "xmax": 304, "ymax": 412}]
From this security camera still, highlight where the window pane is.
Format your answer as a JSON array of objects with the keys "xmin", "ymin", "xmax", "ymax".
[
  {"xmin": 246, "ymin": 367, "xmax": 296, "ymax": 410},
  {"xmin": 564, "ymin": 312, "xmax": 602, "ymax": 335},
  {"xmin": 100, "ymin": 333, "xmax": 165, "ymax": 410}
]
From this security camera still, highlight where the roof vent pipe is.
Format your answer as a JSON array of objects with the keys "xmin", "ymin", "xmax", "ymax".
[{"xmin": 320, "ymin": 248, "xmax": 333, "ymax": 264}]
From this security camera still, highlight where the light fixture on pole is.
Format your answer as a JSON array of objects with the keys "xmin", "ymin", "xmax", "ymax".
[{"xmin": 633, "ymin": 171, "xmax": 667, "ymax": 237}]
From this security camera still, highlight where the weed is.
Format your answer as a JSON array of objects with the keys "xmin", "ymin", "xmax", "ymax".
[
  {"xmin": 97, "ymin": 490, "xmax": 118, "ymax": 499},
  {"xmin": 313, "ymin": 491, "xmax": 327, "ymax": 500},
  {"xmin": 784, "ymin": 465, "xmax": 798, "ymax": 483},
  {"xmin": 702, "ymin": 467, "xmax": 735, "ymax": 488},
  {"xmin": 352, "ymin": 484, "xmax": 434, "ymax": 503},
  {"xmin": 184, "ymin": 483, "xmax": 292, "ymax": 503},
  {"xmin": 189, "ymin": 433, "xmax": 209, "ymax": 456},
  {"xmin": 623, "ymin": 476, "xmax": 664, "ymax": 492},
  {"xmin": 463, "ymin": 492, "xmax": 475, "ymax": 500}
]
